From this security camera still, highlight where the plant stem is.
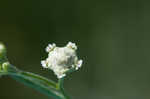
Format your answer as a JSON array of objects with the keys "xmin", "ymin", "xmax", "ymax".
[{"xmin": 58, "ymin": 78, "xmax": 70, "ymax": 99}]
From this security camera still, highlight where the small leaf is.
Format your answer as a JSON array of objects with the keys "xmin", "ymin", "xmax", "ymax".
[
  {"xmin": 0, "ymin": 65, "xmax": 66, "ymax": 99},
  {"xmin": 11, "ymin": 72, "xmax": 65, "ymax": 99}
]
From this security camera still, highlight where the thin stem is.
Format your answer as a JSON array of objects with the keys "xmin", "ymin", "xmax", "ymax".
[{"xmin": 58, "ymin": 78, "xmax": 70, "ymax": 99}]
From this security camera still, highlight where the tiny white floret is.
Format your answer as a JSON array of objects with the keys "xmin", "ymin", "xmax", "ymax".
[
  {"xmin": 76, "ymin": 60, "xmax": 83, "ymax": 70},
  {"xmin": 66, "ymin": 42, "xmax": 77, "ymax": 50},
  {"xmin": 41, "ymin": 42, "xmax": 83, "ymax": 79},
  {"xmin": 46, "ymin": 43, "xmax": 56, "ymax": 53},
  {"xmin": 41, "ymin": 60, "xmax": 48, "ymax": 68}
]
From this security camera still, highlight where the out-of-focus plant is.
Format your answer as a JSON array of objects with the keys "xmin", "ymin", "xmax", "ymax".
[{"xmin": 0, "ymin": 42, "xmax": 83, "ymax": 99}]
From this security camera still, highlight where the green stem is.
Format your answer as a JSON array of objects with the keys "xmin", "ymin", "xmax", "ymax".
[{"xmin": 58, "ymin": 78, "xmax": 70, "ymax": 99}]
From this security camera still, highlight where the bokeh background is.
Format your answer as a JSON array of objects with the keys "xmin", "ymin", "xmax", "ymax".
[{"xmin": 0, "ymin": 0, "xmax": 150, "ymax": 99}]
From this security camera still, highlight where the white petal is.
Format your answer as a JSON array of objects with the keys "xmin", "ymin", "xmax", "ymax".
[
  {"xmin": 77, "ymin": 60, "xmax": 83, "ymax": 68},
  {"xmin": 45, "ymin": 43, "xmax": 56, "ymax": 52},
  {"xmin": 41, "ymin": 60, "xmax": 47, "ymax": 68},
  {"xmin": 67, "ymin": 42, "xmax": 77, "ymax": 50}
]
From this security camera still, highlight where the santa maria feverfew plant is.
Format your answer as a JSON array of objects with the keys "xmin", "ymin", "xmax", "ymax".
[{"xmin": 0, "ymin": 42, "xmax": 83, "ymax": 99}]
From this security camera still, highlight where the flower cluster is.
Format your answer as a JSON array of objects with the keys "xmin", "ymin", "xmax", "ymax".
[{"xmin": 41, "ymin": 42, "xmax": 83, "ymax": 79}]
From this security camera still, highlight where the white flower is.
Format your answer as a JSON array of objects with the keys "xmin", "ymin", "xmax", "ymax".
[{"xmin": 41, "ymin": 42, "xmax": 83, "ymax": 79}]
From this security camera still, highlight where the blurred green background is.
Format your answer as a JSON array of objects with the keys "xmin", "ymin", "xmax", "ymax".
[{"xmin": 0, "ymin": 0, "xmax": 150, "ymax": 99}]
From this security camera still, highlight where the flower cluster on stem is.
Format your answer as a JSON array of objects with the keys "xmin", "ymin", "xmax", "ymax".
[{"xmin": 41, "ymin": 42, "xmax": 83, "ymax": 79}]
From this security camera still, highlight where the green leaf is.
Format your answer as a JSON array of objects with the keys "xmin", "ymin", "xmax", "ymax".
[
  {"xmin": 0, "ymin": 71, "xmax": 8, "ymax": 76},
  {"xmin": 11, "ymin": 72, "xmax": 65, "ymax": 99},
  {"xmin": 0, "ymin": 65, "xmax": 66, "ymax": 99}
]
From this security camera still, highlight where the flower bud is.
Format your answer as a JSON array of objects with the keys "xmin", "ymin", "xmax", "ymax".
[
  {"xmin": 0, "ymin": 43, "xmax": 6, "ymax": 57},
  {"xmin": 0, "ymin": 43, "xmax": 7, "ymax": 64}
]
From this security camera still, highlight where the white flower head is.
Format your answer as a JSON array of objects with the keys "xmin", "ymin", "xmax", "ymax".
[{"xmin": 41, "ymin": 42, "xmax": 83, "ymax": 79}]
